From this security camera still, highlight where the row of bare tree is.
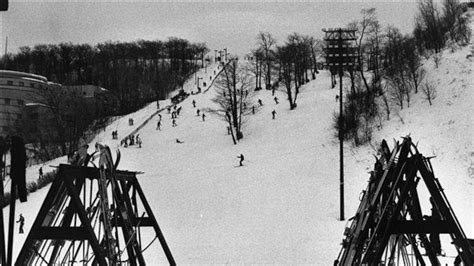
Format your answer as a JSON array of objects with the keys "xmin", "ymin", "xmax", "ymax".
[
  {"xmin": 414, "ymin": 0, "xmax": 471, "ymax": 53},
  {"xmin": 339, "ymin": 0, "xmax": 469, "ymax": 145},
  {"xmin": 2, "ymin": 38, "xmax": 209, "ymax": 114},
  {"xmin": 250, "ymin": 32, "xmax": 323, "ymax": 110}
]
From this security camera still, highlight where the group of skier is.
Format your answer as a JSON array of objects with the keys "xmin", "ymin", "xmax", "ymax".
[
  {"xmin": 111, "ymin": 130, "xmax": 118, "ymax": 140},
  {"xmin": 120, "ymin": 134, "xmax": 141, "ymax": 148}
]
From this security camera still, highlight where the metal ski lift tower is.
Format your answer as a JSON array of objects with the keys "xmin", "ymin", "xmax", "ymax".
[{"xmin": 322, "ymin": 28, "xmax": 358, "ymax": 221}]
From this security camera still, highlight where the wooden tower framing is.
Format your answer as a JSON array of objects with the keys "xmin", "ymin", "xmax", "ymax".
[
  {"xmin": 16, "ymin": 163, "xmax": 175, "ymax": 265},
  {"xmin": 335, "ymin": 137, "xmax": 473, "ymax": 265}
]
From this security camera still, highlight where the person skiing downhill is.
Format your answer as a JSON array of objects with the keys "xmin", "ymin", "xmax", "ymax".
[
  {"xmin": 192, "ymin": 100, "xmax": 196, "ymax": 108},
  {"xmin": 202, "ymin": 113, "xmax": 206, "ymax": 122},
  {"xmin": 274, "ymin": 97, "xmax": 279, "ymax": 104},
  {"xmin": 237, "ymin": 154, "xmax": 244, "ymax": 166},
  {"xmin": 272, "ymin": 110, "xmax": 277, "ymax": 120},
  {"xmin": 157, "ymin": 120, "xmax": 161, "ymax": 130}
]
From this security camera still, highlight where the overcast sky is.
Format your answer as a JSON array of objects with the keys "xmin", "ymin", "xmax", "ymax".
[{"xmin": 0, "ymin": 1, "xmax": 421, "ymax": 57}]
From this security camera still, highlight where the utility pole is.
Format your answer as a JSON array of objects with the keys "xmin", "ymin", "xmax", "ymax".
[{"xmin": 323, "ymin": 28, "xmax": 357, "ymax": 221}]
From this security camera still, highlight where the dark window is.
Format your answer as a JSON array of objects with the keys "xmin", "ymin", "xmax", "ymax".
[
  {"xmin": 7, "ymin": 80, "xmax": 13, "ymax": 85},
  {"xmin": 4, "ymin": 98, "xmax": 11, "ymax": 105},
  {"xmin": 19, "ymin": 82, "xmax": 24, "ymax": 86},
  {"xmin": 17, "ymin": 99, "xmax": 24, "ymax": 105}
]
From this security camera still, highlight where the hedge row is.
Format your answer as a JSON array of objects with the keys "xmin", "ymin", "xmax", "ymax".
[{"xmin": 1, "ymin": 170, "xmax": 57, "ymax": 208}]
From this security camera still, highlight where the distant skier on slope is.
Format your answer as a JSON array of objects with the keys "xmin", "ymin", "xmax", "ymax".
[
  {"xmin": 237, "ymin": 154, "xmax": 244, "ymax": 166},
  {"xmin": 157, "ymin": 120, "xmax": 161, "ymax": 130},
  {"xmin": 192, "ymin": 99, "xmax": 196, "ymax": 108},
  {"xmin": 17, "ymin": 214, "xmax": 25, "ymax": 234},
  {"xmin": 136, "ymin": 134, "xmax": 142, "ymax": 148},
  {"xmin": 272, "ymin": 110, "xmax": 277, "ymax": 120},
  {"xmin": 202, "ymin": 113, "xmax": 206, "ymax": 122},
  {"xmin": 258, "ymin": 99, "xmax": 263, "ymax": 106},
  {"xmin": 172, "ymin": 119, "xmax": 177, "ymax": 127},
  {"xmin": 274, "ymin": 97, "xmax": 279, "ymax": 104}
]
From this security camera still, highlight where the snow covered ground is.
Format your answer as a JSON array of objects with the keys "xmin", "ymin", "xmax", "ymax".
[{"xmin": 4, "ymin": 16, "xmax": 474, "ymax": 264}]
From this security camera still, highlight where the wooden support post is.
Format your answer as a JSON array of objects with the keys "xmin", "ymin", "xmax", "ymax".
[{"xmin": 134, "ymin": 178, "xmax": 176, "ymax": 265}]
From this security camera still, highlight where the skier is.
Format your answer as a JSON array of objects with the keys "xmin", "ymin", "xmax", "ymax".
[
  {"xmin": 202, "ymin": 113, "xmax": 206, "ymax": 122},
  {"xmin": 258, "ymin": 99, "xmax": 263, "ymax": 106},
  {"xmin": 252, "ymin": 106, "xmax": 255, "ymax": 115},
  {"xmin": 172, "ymin": 119, "xmax": 177, "ymax": 127},
  {"xmin": 237, "ymin": 154, "xmax": 244, "ymax": 166},
  {"xmin": 158, "ymin": 114, "xmax": 162, "ymax": 121},
  {"xmin": 274, "ymin": 97, "xmax": 279, "ymax": 104},
  {"xmin": 157, "ymin": 120, "xmax": 161, "ymax": 130},
  {"xmin": 176, "ymin": 139, "xmax": 184, "ymax": 144},
  {"xmin": 17, "ymin": 214, "xmax": 25, "ymax": 234},
  {"xmin": 136, "ymin": 135, "xmax": 142, "ymax": 148},
  {"xmin": 192, "ymin": 100, "xmax": 196, "ymax": 108},
  {"xmin": 39, "ymin": 167, "xmax": 43, "ymax": 179},
  {"xmin": 272, "ymin": 110, "xmax": 277, "ymax": 120},
  {"xmin": 197, "ymin": 109, "xmax": 200, "ymax": 117}
]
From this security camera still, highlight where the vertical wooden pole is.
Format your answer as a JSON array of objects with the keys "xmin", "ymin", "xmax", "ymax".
[{"xmin": 338, "ymin": 28, "xmax": 345, "ymax": 221}]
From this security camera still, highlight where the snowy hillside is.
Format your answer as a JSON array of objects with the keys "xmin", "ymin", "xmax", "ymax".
[{"xmin": 5, "ymin": 14, "xmax": 474, "ymax": 264}]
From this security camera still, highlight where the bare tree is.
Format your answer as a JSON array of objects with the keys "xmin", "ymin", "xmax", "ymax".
[
  {"xmin": 414, "ymin": 0, "xmax": 445, "ymax": 53},
  {"xmin": 348, "ymin": 8, "xmax": 379, "ymax": 93},
  {"xmin": 256, "ymin": 32, "xmax": 277, "ymax": 89},
  {"xmin": 422, "ymin": 80, "xmax": 437, "ymax": 105},
  {"xmin": 380, "ymin": 82, "xmax": 391, "ymax": 120},
  {"xmin": 208, "ymin": 59, "xmax": 256, "ymax": 144},
  {"xmin": 386, "ymin": 73, "xmax": 406, "ymax": 109}
]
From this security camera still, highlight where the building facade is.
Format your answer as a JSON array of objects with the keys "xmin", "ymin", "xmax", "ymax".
[{"xmin": 0, "ymin": 70, "xmax": 49, "ymax": 137}]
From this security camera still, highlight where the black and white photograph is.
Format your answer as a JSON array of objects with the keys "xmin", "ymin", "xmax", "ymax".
[{"xmin": 0, "ymin": 0, "xmax": 473, "ymax": 264}]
